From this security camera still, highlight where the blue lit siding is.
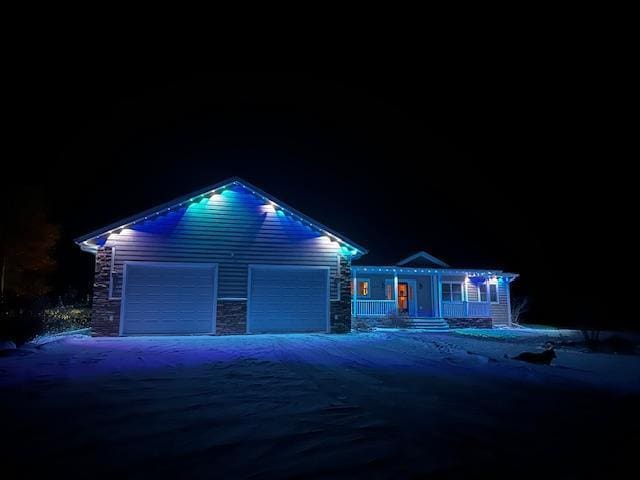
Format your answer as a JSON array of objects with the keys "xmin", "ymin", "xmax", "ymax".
[
  {"xmin": 398, "ymin": 275, "xmax": 434, "ymax": 317},
  {"xmin": 104, "ymin": 186, "xmax": 344, "ymax": 299},
  {"xmin": 364, "ymin": 274, "xmax": 388, "ymax": 300},
  {"xmin": 441, "ymin": 274, "xmax": 510, "ymax": 325},
  {"xmin": 467, "ymin": 284, "xmax": 480, "ymax": 302},
  {"xmin": 490, "ymin": 282, "xmax": 510, "ymax": 326},
  {"xmin": 359, "ymin": 274, "xmax": 434, "ymax": 317}
]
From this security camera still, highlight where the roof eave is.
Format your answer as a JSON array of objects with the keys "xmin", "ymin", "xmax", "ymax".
[
  {"xmin": 352, "ymin": 265, "xmax": 518, "ymax": 277},
  {"xmin": 73, "ymin": 176, "xmax": 239, "ymax": 244},
  {"xmin": 237, "ymin": 178, "xmax": 368, "ymax": 256}
]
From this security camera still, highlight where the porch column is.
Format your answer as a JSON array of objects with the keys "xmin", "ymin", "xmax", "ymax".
[
  {"xmin": 393, "ymin": 271, "xmax": 399, "ymax": 312},
  {"xmin": 436, "ymin": 273, "xmax": 443, "ymax": 318},
  {"xmin": 431, "ymin": 274, "xmax": 439, "ymax": 317},
  {"xmin": 505, "ymin": 278, "xmax": 512, "ymax": 326},
  {"xmin": 352, "ymin": 271, "xmax": 357, "ymax": 318}
]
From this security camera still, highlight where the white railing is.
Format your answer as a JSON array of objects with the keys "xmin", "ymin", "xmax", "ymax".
[
  {"xmin": 467, "ymin": 301, "xmax": 491, "ymax": 317},
  {"xmin": 442, "ymin": 302, "xmax": 465, "ymax": 317},
  {"xmin": 352, "ymin": 300, "xmax": 491, "ymax": 318},
  {"xmin": 442, "ymin": 301, "xmax": 491, "ymax": 318},
  {"xmin": 352, "ymin": 300, "xmax": 397, "ymax": 317}
]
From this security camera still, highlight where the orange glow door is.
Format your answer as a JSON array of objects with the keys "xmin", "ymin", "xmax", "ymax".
[{"xmin": 398, "ymin": 283, "xmax": 409, "ymax": 313}]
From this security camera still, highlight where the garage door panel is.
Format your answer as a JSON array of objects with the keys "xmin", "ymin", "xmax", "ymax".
[
  {"xmin": 248, "ymin": 267, "xmax": 328, "ymax": 333},
  {"xmin": 121, "ymin": 263, "xmax": 216, "ymax": 335}
]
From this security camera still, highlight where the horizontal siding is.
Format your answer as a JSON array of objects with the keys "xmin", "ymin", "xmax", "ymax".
[
  {"xmin": 441, "ymin": 275, "xmax": 510, "ymax": 325},
  {"xmin": 490, "ymin": 281, "xmax": 510, "ymax": 326},
  {"xmin": 105, "ymin": 187, "xmax": 343, "ymax": 299},
  {"xmin": 467, "ymin": 283, "xmax": 479, "ymax": 302}
]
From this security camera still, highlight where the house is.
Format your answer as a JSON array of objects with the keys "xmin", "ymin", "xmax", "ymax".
[
  {"xmin": 75, "ymin": 177, "xmax": 517, "ymax": 336},
  {"xmin": 351, "ymin": 252, "xmax": 517, "ymax": 330}
]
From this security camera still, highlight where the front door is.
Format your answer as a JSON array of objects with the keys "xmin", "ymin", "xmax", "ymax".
[{"xmin": 398, "ymin": 282, "xmax": 409, "ymax": 313}]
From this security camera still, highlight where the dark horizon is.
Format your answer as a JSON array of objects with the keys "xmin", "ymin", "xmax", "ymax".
[{"xmin": 6, "ymin": 70, "xmax": 611, "ymax": 327}]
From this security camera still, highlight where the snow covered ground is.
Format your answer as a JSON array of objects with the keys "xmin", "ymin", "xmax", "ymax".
[{"xmin": 1, "ymin": 329, "xmax": 639, "ymax": 478}]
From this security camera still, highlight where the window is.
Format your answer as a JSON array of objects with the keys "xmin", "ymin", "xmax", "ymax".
[
  {"xmin": 442, "ymin": 282, "xmax": 463, "ymax": 302},
  {"xmin": 477, "ymin": 284, "xmax": 488, "ymax": 302},
  {"xmin": 489, "ymin": 283, "xmax": 499, "ymax": 303},
  {"xmin": 357, "ymin": 279, "xmax": 369, "ymax": 297}
]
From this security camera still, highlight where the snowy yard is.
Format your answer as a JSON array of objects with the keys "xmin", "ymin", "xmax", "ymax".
[{"xmin": 1, "ymin": 330, "xmax": 639, "ymax": 478}]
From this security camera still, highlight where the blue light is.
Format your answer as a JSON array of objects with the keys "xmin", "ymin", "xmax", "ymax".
[{"xmin": 95, "ymin": 180, "xmax": 357, "ymax": 257}]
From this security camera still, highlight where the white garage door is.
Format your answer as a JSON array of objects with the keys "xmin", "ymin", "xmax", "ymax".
[
  {"xmin": 121, "ymin": 263, "xmax": 217, "ymax": 335},
  {"xmin": 248, "ymin": 266, "xmax": 329, "ymax": 333}
]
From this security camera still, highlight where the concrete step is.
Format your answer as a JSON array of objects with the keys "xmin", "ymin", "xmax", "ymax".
[
  {"xmin": 407, "ymin": 318, "xmax": 449, "ymax": 331},
  {"xmin": 409, "ymin": 318, "xmax": 449, "ymax": 323}
]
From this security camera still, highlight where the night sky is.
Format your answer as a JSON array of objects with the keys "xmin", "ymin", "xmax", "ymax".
[{"xmin": 7, "ymin": 70, "xmax": 613, "ymax": 326}]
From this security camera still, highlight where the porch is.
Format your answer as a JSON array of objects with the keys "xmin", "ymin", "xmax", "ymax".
[{"xmin": 350, "ymin": 266, "xmax": 494, "ymax": 320}]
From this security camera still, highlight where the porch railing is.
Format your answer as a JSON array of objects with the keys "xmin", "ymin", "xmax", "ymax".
[
  {"xmin": 352, "ymin": 300, "xmax": 491, "ymax": 317},
  {"xmin": 352, "ymin": 300, "xmax": 397, "ymax": 317},
  {"xmin": 442, "ymin": 301, "xmax": 491, "ymax": 318}
]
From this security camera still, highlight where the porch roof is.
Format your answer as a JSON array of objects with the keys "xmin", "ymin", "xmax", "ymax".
[{"xmin": 352, "ymin": 265, "xmax": 518, "ymax": 280}]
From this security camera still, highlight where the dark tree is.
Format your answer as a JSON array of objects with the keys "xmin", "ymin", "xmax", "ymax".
[{"xmin": 0, "ymin": 189, "xmax": 60, "ymax": 302}]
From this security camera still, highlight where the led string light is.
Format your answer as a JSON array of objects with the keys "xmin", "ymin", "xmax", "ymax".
[
  {"xmin": 84, "ymin": 180, "xmax": 362, "ymax": 256},
  {"xmin": 354, "ymin": 266, "xmax": 511, "ymax": 279}
]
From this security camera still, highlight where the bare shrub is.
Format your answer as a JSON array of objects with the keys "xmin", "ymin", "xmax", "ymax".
[
  {"xmin": 581, "ymin": 329, "xmax": 602, "ymax": 351},
  {"xmin": 511, "ymin": 296, "xmax": 530, "ymax": 325},
  {"xmin": 352, "ymin": 318, "xmax": 375, "ymax": 332},
  {"xmin": 382, "ymin": 311, "xmax": 411, "ymax": 329},
  {"xmin": 43, "ymin": 306, "xmax": 91, "ymax": 334}
]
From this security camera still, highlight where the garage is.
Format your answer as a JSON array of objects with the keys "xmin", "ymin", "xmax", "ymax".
[
  {"xmin": 248, "ymin": 266, "xmax": 329, "ymax": 333},
  {"xmin": 121, "ymin": 263, "xmax": 217, "ymax": 335}
]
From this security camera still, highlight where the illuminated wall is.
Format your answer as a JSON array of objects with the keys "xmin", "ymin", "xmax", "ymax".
[{"xmin": 101, "ymin": 184, "xmax": 351, "ymax": 299}]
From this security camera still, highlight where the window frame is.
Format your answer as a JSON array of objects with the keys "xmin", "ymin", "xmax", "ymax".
[
  {"xmin": 489, "ymin": 283, "xmax": 499, "ymax": 304},
  {"xmin": 357, "ymin": 278, "xmax": 370, "ymax": 298},
  {"xmin": 476, "ymin": 283, "xmax": 489, "ymax": 302},
  {"xmin": 441, "ymin": 281, "xmax": 464, "ymax": 302}
]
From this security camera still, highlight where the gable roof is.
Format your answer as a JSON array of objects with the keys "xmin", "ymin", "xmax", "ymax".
[
  {"xmin": 396, "ymin": 251, "xmax": 450, "ymax": 268},
  {"xmin": 74, "ymin": 176, "xmax": 368, "ymax": 257}
]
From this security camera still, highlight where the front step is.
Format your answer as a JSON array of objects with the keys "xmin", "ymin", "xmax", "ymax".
[{"xmin": 407, "ymin": 318, "xmax": 449, "ymax": 331}]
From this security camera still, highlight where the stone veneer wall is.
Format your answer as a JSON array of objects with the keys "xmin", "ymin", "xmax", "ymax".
[
  {"xmin": 330, "ymin": 256, "xmax": 352, "ymax": 333},
  {"xmin": 445, "ymin": 317, "xmax": 492, "ymax": 329},
  {"xmin": 216, "ymin": 300, "xmax": 247, "ymax": 335},
  {"xmin": 91, "ymin": 247, "xmax": 121, "ymax": 336}
]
